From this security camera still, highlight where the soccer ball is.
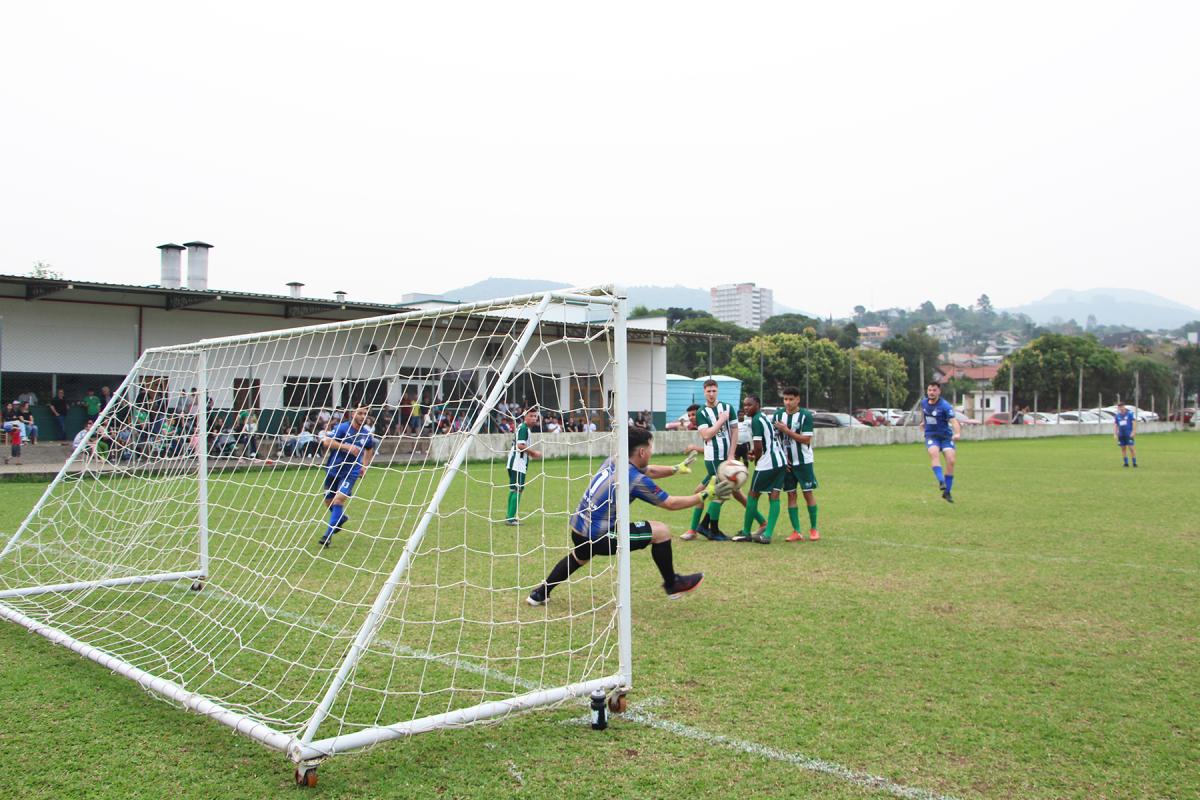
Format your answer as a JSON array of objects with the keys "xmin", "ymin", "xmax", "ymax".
[{"xmin": 717, "ymin": 461, "xmax": 748, "ymax": 488}]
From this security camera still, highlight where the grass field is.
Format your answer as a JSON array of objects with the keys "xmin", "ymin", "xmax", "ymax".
[{"xmin": 0, "ymin": 432, "xmax": 1197, "ymax": 799}]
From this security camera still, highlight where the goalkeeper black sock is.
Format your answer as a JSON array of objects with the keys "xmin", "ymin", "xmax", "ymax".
[
  {"xmin": 543, "ymin": 554, "xmax": 584, "ymax": 595},
  {"xmin": 651, "ymin": 541, "xmax": 675, "ymax": 585}
]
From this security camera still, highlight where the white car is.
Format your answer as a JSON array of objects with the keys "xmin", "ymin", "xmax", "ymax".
[
  {"xmin": 1056, "ymin": 410, "xmax": 1102, "ymax": 424},
  {"xmin": 1099, "ymin": 405, "xmax": 1158, "ymax": 423}
]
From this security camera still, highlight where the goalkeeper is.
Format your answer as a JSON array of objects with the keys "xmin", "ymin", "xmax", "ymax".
[
  {"xmin": 317, "ymin": 406, "xmax": 377, "ymax": 548},
  {"xmin": 527, "ymin": 427, "xmax": 734, "ymax": 605}
]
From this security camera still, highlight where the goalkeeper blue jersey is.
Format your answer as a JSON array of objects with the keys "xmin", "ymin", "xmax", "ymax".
[{"xmin": 570, "ymin": 457, "xmax": 669, "ymax": 540}]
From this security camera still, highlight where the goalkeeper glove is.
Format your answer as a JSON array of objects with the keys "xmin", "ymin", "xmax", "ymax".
[
  {"xmin": 672, "ymin": 451, "xmax": 698, "ymax": 475},
  {"xmin": 700, "ymin": 477, "xmax": 735, "ymax": 503}
]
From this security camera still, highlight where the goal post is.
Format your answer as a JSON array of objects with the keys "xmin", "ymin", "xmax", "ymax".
[{"xmin": 0, "ymin": 286, "xmax": 634, "ymax": 777}]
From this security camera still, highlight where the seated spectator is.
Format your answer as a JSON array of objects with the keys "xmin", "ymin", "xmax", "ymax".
[
  {"xmin": 239, "ymin": 413, "xmax": 259, "ymax": 456},
  {"xmin": 73, "ymin": 419, "xmax": 96, "ymax": 454},
  {"xmin": 297, "ymin": 427, "xmax": 318, "ymax": 457},
  {"xmin": 281, "ymin": 426, "xmax": 300, "ymax": 457},
  {"xmin": 19, "ymin": 402, "xmax": 39, "ymax": 444},
  {"xmin": 2, "ymin": 402, "xmax": 24, "ymax": 440}
]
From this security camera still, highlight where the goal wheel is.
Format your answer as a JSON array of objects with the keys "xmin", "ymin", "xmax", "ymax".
[
  {"xmin": 295, "ymin": 766, "xmax": 318, "ymax": 787},
  {"xmin": 607, "ymin": 691, "xmax": 628, "ymax": 714},
  {"xmin": 190, "ymin": 581, "xmax": 204, "ymax": 592}
]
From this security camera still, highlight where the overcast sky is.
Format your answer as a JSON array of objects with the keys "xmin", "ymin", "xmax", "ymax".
[{"xmin": 3, "ymin": 2, "xmax": 1198, "ymax": 318}]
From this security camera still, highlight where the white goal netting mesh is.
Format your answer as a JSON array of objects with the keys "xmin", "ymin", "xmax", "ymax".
[{"xmin": 0, "ymin": 290, "xmax": 626, "ymax": 752}]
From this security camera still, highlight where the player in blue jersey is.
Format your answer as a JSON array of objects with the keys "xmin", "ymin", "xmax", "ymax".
[
  {"xmin": 317, "ymin": 406, "xmax": 377, "ymax": 547},
  {"xmin": 920, "ymin": 383, "xmax": 961, "ymax": 503},
  {"xmin": 526, "ymin": 427, "xmax": 734, "ymax": 606},
  {"xmin": 1113, "ymin": 401, "xmax": 1137, "ymax": 467}
]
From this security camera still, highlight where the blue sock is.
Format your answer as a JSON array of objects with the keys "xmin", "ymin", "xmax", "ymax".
[
  {"xmin": 932, "ymin": 466, "xmax": 944, "ymax": 485},
  {"xmin": 945, "ymin": 475, "xmax": 954, "ymax": 492},
  {"xmin": 326, "ymin": 504, "xmax": 345, "ymax": 538}
]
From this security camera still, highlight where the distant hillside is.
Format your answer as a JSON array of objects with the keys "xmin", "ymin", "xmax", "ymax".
[
  {"xmin": 1008, "ymin": 288, "xmax": 1200, "ymax": 330},
  {"xmin": 440, "ymin": 278, "xmax": 572, "ymax": 302},
  {"xmin": 439, "ymin": 278, "xmax": 809, "ymax": 317}
]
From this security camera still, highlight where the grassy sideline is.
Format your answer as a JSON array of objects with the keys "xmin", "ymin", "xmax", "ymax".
[{"xmin": 0, "ymin": 432, "xmax": 1196, "ymax": 799}]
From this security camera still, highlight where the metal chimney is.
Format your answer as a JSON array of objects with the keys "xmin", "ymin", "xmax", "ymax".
[
  {"xmin": 157, "ymin": 243, "xmax": 184, "ymax": 289},
  {"xmin": 287, "ymin": 281, "xmax": 305, "ymax": 298},
  {"xmin": 182, "ymin": 241, "xmax": 213, "ymax": 291},
  {"xmin": 334, "ymin": 290, "xmax": 347, "ymax": 303}
]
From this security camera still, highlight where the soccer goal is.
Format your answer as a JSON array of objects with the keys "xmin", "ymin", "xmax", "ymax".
[{"xmin": 0, "ymin": 287, "xmax": 634, "ymax": 785}]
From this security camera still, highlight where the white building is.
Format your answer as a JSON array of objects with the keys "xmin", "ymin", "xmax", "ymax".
[
  {"xmin": 710, "ymin": 283, "xmax": 773, "ymax": 330},
  {"xmin": 0, "ymin": 247, "xmax": 677, "ymax": 435}
]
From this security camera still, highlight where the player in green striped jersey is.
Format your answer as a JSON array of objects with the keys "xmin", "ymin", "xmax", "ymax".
[
  {"xmin": 684, "ymin": 379, "xmax": 764, "ymax": 541},
  {"xmin": 773, "ymin": 386, "xmax": 820, "ymax": 542},
  {"xmin": 504, "ymin": 409, "xmax": 542, "ymax": 525},
  {"xmin": 735, "ymin": 393, "xmax": 788, "ymax": 543}
]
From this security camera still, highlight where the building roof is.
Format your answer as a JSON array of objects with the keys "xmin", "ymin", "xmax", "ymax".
[
  {"xmin": 936, "ymin": 363, "xmax": 1000, "ymax": 382},
  {"xmin": 0, "ymin": 273, "xmax": 416, "ymax": 321}
]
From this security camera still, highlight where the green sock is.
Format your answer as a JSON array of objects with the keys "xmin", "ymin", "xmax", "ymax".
[
  {"xmin": 788, "ymin": 505, "xmax": 801, "ymax": 532},
  {"xmin": 706, "ymin": 500, "xmax": 723, "ymax": 522},
  {"xmin": 507, "ymin": 492, "xmax": 518, "ymax": 519},
  {"xmin": 765, "ymin": 498, "xmax": 780, "ymax": 538},
  {"xmin": 742, "ymin": 495, "xmax": 760, "ymax": 534},
  {"xmin": 690, "ymin": 504, "xmax": 704, "ymax": 531},
  {"xmin": 807, "ymin": 504, "xmax": 818, "ymax": 529}
]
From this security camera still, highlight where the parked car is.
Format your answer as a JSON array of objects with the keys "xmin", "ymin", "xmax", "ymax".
[
  {"xmin": 951, "ymin": 407, "xmax": 983, "ymax": 425},
  {"xmin": 872, "ymin": 407, "xmax": 908, "ymax": 426},
  {"xmin": 1098, "ymin": 405, "xmax": 1159, "ymax": 422},
  {"xmin": 1056, "ymin": 410, "xmax": 1102, "ymax": 424},
  {"xmin": 1027, "ymin": 412, "xmax": 1059, "ymax": 424},
  {"xmin": 854, "ymin": 409, "xmax": 888, "ymax": 427},
  {"xmin": 1166, "ymin": 407, "xmax": 1196, "ymax": 423},
  {"xmin": 812, "ymin": 412, "xmax": 866, "ymax": 428},
  {"xmin": 984, "ymin": 412, "xmax": 1033, "ymax": 425}
]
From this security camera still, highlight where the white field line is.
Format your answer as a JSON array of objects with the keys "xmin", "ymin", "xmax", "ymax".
[
  {"xmin": 208, "ymin": 587, "xmax": 959, "ymax": 800},
  {"xmin": 830, "ymin": 535, "xmax": 1200, "ymax": 576},
  {"xmin": 562, "ymin": 699, "xmax": 961, "ymax": 800}
]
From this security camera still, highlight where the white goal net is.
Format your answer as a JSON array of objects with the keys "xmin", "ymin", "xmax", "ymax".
[{"xmin": 0, "ymin": 287, "xmax": 633, "ymax": 771}]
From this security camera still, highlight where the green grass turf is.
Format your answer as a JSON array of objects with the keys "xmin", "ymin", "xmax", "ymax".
[{"xmin": 0, "ymin": 432, "xmax": 1196, "ymax": 799}]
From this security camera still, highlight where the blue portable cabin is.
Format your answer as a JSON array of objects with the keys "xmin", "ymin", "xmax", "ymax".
[{"xmin": 665, "ymin": 374, "xmax": 743, "ymax": 422}]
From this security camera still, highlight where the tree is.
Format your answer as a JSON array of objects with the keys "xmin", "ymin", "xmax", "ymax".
[
  {"xmin": 853, "ymin": 305, "xmax": 867, "ymax": 320},
  {"xmin": 1176, "ymin": 345, "xmax": 1200, "ymax": 402},
  {"xmin": 836, "ymin": 321, "xmax": 860, "ymax": 350},
  {"xmin": 919, "ymin": 300, "xmax": 937, "ymax": 315},
  {"xmin": 850, "ymin": 349, "xmax": 909, "ymax": 409},
  {"xmin": 724, "ymin": 334, "xmax": 846, "ymax": 408},
  {"xmin": 993, "ymin": 334, "xmax": 1123, "ymax": 410},
  {"xmin": 761, "ymin": 313, "xmax": 821, "ymax": 335},
  {"xmin": 30, "ymin": 261, "xmax": 62, "ymax": 279},
  {"xmin": 666, "ymin": 317, "xmax": 753, "ymax": 377},
  {"xmin": 1120, "ymin": 355, "xmax": 1174, "ymax": 407},
  {"xmin": 881, "ymin": 327, "xmax": 942, "ymax": 406},
  {"xmin": 976, "ymin": 294, "xmax": 993, "ymax": 315}
]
